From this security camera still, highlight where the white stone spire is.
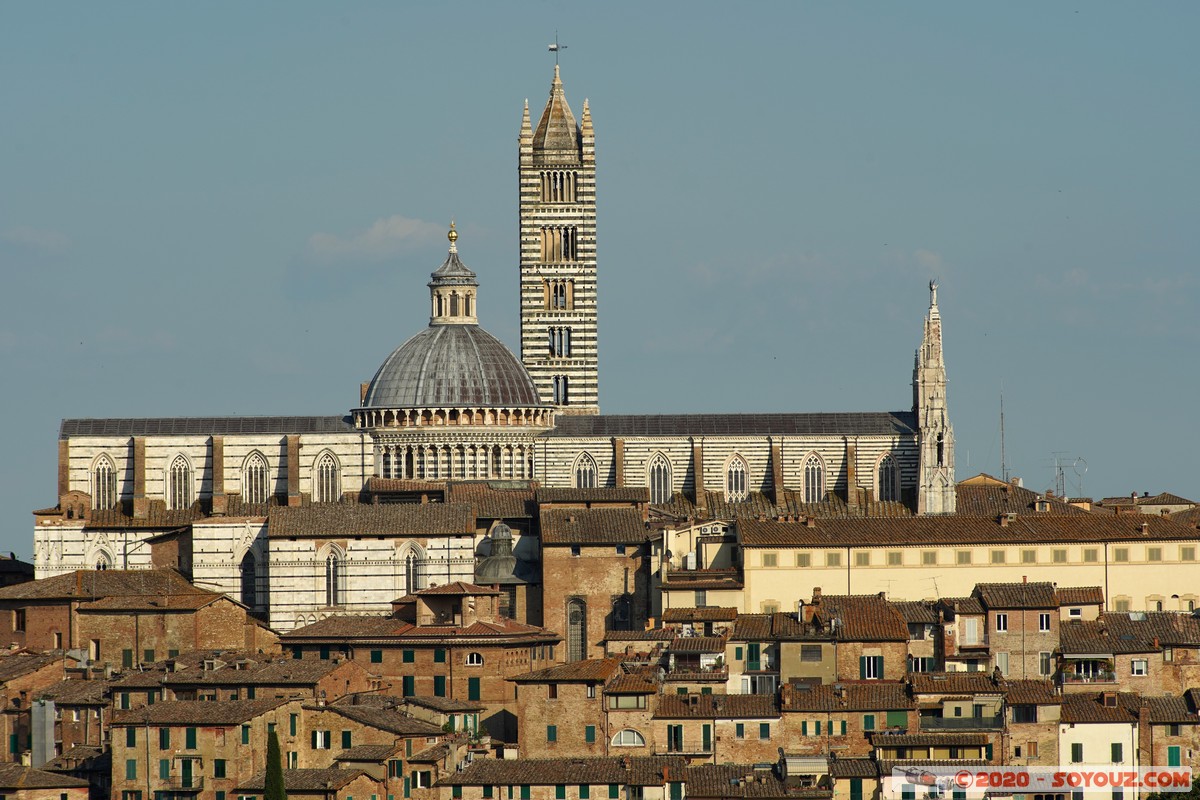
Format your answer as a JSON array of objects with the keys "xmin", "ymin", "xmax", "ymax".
[{"xmin": 914, "ymin": 280, "xmax": 955, "ymax": 514}]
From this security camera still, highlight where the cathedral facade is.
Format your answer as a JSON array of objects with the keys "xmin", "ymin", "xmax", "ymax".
[{"xmin": 32, "ymin": 68, "xmax": 954, "ymax": 632}]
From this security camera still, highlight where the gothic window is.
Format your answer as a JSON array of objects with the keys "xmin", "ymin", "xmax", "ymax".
[
  {"xmin": 92, "ymin": 455, "xmax": 118, "ymax": 510},
  {"xmin": 936, "ymin": 432, "xmax": 945, "ymax": 466},
  {"xmin": 575, "ymin": 453, "xmax": 598, "ymax": 489},
  {"xmin": 168, "ymin": 455, "xmax": 192, "ymax": 511},
  {"xmin": 648, "ymin": 454, "xmax": 672, "ymax": 504},
  {"xmin": 95, "ymin": 554, "xmax": 111, "ymax": 571},
  {"xmin": 726, "ymin": 455, "xmax": 748, "ymax": 502},
  {"xmin": 240, "ymin": 552, "xmax": 257, "ymax": 608},
  {"xmin": 553, "ymin": 375, "xmax": 570, "ymax": 405},
  {"xmin": 325, "ymin": 551, "xmax": 344, "ymax": 608},
  {"xmin": 567, "ymin": 598, "xmax": 587, "ymax": 662},
  {"xmin": 612, "ymin": 596, "xmax": 632, "ymax": 631},
  {"xmin": 243, "ymin": 452, "xmax": 269, "ymax": 505},
  {"xmin": 803, "ymin": 454, "xmax": 824, "ymax": 504},
  {"xmin": 877, "ymin": 454, "xmax": 899, "ymax": 502},
  {"xmin": 313, "ymin": 453, "xmax": 340, "ymax": 503},
  {"xmin": 402, "ymin": 548, "xmax": 421, "ymax": 595}
]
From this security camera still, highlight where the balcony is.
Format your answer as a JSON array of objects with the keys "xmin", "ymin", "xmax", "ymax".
[
  {"xmin": 1060, "ymin": 671, "xmax": 1116, "ymax": 684},
  {"xmin": 163, "ymin": 776, "xmax": 205, "ymax": 791},
  {"xmin": 664, "ymin": 667, "xmax": 728, "ymax": 683},
  {"xmin": 919, "ymin": 714, "xmax": 1004, "ymax": 731}
]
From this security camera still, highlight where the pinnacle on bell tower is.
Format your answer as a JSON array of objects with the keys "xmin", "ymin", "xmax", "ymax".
[
  {"xmin": 518, "ymin": 65, "xmax": 599, "ymax": 415},
  {"xmin": 914, "ymin": 280, "xmax": 956, "ymax": 514}
]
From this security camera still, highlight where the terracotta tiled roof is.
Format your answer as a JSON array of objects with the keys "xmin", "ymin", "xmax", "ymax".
[
  {"xmin": 283, "ymin": 615, "xmax": 412, "ymax": 638},
  {"xmin": 662, "ymin": 607, "xmax": 738, "ymax": 623},
  {"xmin": 877, "ymin": 760, "xmax": 989, "ymax": 773},
  {"xmin": 540, "ymin": 507, "xmax": 648, "ymax": 545},
  {"xmin": 782, "ymin": 681, "xmax": 915, "ymax": 712},
  {"xmin": 547, "ymin": 414, "xmax": 916, "ymax": 439},
  {"xmin": 268, "ymin": 502, "xmax": 475, "ymax": 538},
  {"xmin": 1060, "ymin": 693, "xmax": 1139, "ymax": 724},
  {"xmin": 77, "ymin": 593, "xmax": 221, "ymax": 611},
  {"xmin": 605, "ymin": 674, "xmax": 659, "ymax": 694},
  {"xmin": 955, "ymin": 476, "xmax": 1088, "ymax": 516},
  {"xmin": 337, "ymin": 744, "xmax": 404, "ymax": 761},
  {"xmin": 509, "ymin": 658, "xmax": 623, "ymax": 683},
  {"xmin": 669, "ymin": 636, "xmax": 727, "ymax": 653},
  {"xmin": 438, "ymin": 757, "xmax": 688, "ymax": 787},
  {"xmin": 62, "ymin": 416, "xmax": 352, "ymax": 437},
  {"xmin": 402, "ymin": 695, "xmax": 485, "ymax": 713},
  {"xmin": 0, "ymin": 569, "xmax": 200, "ymax": 601},
  {"xmin": 537, "ymin": 487, "xmax": 650, "ymax": 504},
  {"xmin": 815, "ymin": 596, "xmax": 909, "ymax": 642},
  {"xmin": 738, "ymin": 514, "xmax": 1200, "ymax": 547},
  {"xmin": 83, "ymin": 500, "xmax": 207, "ymax": 529},
  {"xmin": 162, "ymin": 656, "xmax": 354, "ymax": 687},
  {"xmin": 36, "ymin": 680, "xmax": 107, "ymax": 706},
  {"xmin": 1054, "ymin": 586, "xmax": 1105, "ymax": 606},
  {"xmin": 1141, "ymin": 696, "xmax": 1199, "ymax": 725},
  {"xmin": 892, "ymin": 601, "xmax": 938, "ymax": 624},
  {"xmin": 655, "ymin": 693, "xmax": 779, "ymax": 720},
  {"xmin": 661, "ymin": 569, "xmax": 744, "ymax": 590},
  {"xmin": 40, "ymin": 745, "xmax": 108, "ymax": 772},
  {"xmin": 317, "ymin": 703, "xmax": 444, "ymax": 736},
  {"xmin": 829, "ymin": 759, "xmax": 877, "ymax": 778},
  {"xmin": 281, "ymin": 614, "xmax": 558, "ymax": 644},
  {"xmin": 0, "ymin": 762, "xmax": 90, "ymax": 789},
  {"xmin": 1060, "ymin": 612, "xmax": 1200, "ymax": 654},
  {"xmin": 237, "ymin": 768, "xmax": 371, "ymax": 792},
  {"xmin": 364, "ymin": 477, "xmax": 446, "ymax": 495},
  {"xmin": 731, "ymin": 613, "xmax": 811, "ymax": 641},
  {"xmin": 973, "ymin": 582, "xmax": 1057, "ymax": 609},
  {"xmin": 417, "ymin": 581, "xmax": 500, "ymax": 596},
  {"xmin": 685, "ymin": 764, "xmax": 832, "ymax": 799},
  {"xmin": 937, "ymin": 597, "xmax": 984, "ymax": 615},
  {"xmin": 448, "ymin": 482, "xmax": 537, "ymax": 519},
  {"xmin": 1169, "ymin": 507, "xmax": 1200, "ymax": 527},
  {"xmin": 0, "ymin": 652, "xmax": 63, "ymax": 683},
  {"xmin": 909, "ymin": 673, "xmax": 1004, "ymax": 696},
  {"xmin": 870, "ymin": 732, "xmax": 988, "ymax": 747},
  {"xmin": 656, "ymin": 491, "xmax": 912, "ymax": 522},
  {"xmin": 112, "ymin": 698, "xmax": 291, "ymax": 726},
  {"xmin": 1003, "ymin": 680, "xmax": 1060, "ymax": 706}
]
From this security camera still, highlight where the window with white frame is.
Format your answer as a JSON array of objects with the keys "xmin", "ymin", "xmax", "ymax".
[
  {"xmin": 803, "ymin": 454, "xmax": 824, "ymax": 504},
  {"xmin": 877, "ymin": 453, "xmax": 899, "ymax": 502},
  {"xmin": 995, "ymin": 613, "xmax": 1008, "ymax": 632},
  {"xmin": 315, "ymin": 452, "xmax": 340, "ymax": 503},
  {"xmin": 1039, "ymin": 652, "xmax": 1052, "ymax": 676},
  {"xmin": 611, "ymin": 729, "xmax": 645, "ymax": 747},
  {"xmin": 168, "ymin": 455, "xmax": 192, "ymax": 510},
  {"xmin": 1038, "ymin": 613, "xmax": 1051, "ymax": 632},
  {"xmin": 575, "ymin": 453, "xmax": 597, "ymax": 489},
  {"xmin": 243, "ymin": 452, "xmax": 269, "ymax": 505},
  {"xmin": 726, "ymin": 455, "xmax": 748, "ymax": 502},
  {"xmin": 648, "ymin": 455, "xmax": 672, "ymax": 504},
  {"xmin": 1131, "ymin": 659, "xmax": 1148, "ymax": 676},
  {"xmin": 92, "ymin": 455, "xmax": 118, "ymax": 510},
  {"xmin": 465, "ymin": 652, "xmax": 484, "ymax": 667}
]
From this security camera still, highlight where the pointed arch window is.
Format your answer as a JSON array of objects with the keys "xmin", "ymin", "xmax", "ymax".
[
  {"xmin": 648, "ymin": 454, "xmax": 672, "ymax": 504},
  {"xmin": 315, "ymin": 452, "xmax": 340, "ymax": 504},
  {"xmin": 803, "ymin": 454, "xmax": 825, "ymax": 504},
  {"xmin": 404, "ymin": 549, "xmax": 420, "ymax": 595},
  {"xmin": 95, "ymin": 554, "xmax": 111, "ymax": 571},
  {"xmin": 325, "ymin": 552, "xmax": 344, "ymax": 608},
  {"xmin": 240, "ymin": 552, "xmax": 257, "ymax": 608},
  {"xmin": 567, "ymin": 598, "xmax": 587, "ymax": 662},
  {"xmin": 877, "ymin": 454, "xmax": 899, "ymax": 503},
  {"xmin": 92, "ymin": 455, "xmax": 118, "ymax": 510},
  {"xmin": 243, "ymin": 452, "xmax": 269, "ymax": 505},
  {"xmin": 168, "ymin": 456, "xmax": 192, "ymax": 510},
  {"xmin": 575, "ymin": 454, "xmax": 598, "ymax": 489},
  {"xmin": 726, "ymin": 456, "xmax": 748, "ymax": 502}
]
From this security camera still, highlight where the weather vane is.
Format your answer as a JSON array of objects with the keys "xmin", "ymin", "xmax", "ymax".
[{"xmin": 548, "ymin": 31, "xmax": 567, "ymax": 65}]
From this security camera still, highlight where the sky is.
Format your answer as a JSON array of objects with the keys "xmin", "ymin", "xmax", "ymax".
[{"xmin": 2, "ymin": 3, "xmax": 1198, "ymax": 559}]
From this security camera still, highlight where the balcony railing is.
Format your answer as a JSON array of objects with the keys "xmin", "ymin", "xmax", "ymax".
[
  {"xmin": 1060, "ymin": 671, "xmax": 1116, "ymax": 684},
  {"xmin": 664, "ymin": 668, "xmax": 729, "ymax": 682},
  {"xmin": 163, "ymin": 776, "xmax": 205, "ymax": 791},
  {"xmin": 919, "ymin": 715, "xmax": 1004, "ymax": 731}
]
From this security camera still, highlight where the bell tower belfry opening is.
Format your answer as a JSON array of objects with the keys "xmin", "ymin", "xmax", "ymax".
[{"xmin": 519, "ymin": 65, "xmax": 599, "ymax": 415}]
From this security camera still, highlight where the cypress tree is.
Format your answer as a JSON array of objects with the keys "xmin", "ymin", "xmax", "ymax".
[{"xmin": 265, "ymin": 728, "xmax": 286, "ymax": 800}]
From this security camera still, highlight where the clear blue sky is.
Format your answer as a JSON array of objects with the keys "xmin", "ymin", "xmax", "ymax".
[{"xmin": 2, "ymin": 3, "xmax": 1197, "ymax": 557}]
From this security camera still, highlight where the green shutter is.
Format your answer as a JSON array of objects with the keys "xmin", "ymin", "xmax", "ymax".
[
  {"xmin": 840, "ymin": 720, "xmax": 847, "ymax": 735},
  {"xmin": 403, "ymin": 649, "xmax": 415, "ymax": 663},
  {"xmin": 186, "ymin": 727, "xmax": 197, "ymax": 749},
  {"xmin": 469, "ymin": 677, "xmax": 481, "ymax": 701},
  {"xmin": 580, "ymin": 787, "xmax": 590, "ymax": 800},
  {"xmin": 556, "ymin": 786, "xmax": 566, "ymax": 800},
  {"xmin": 747, "ymin": 643, "xmax": 760, "ymax": 671},
  {"xmin": 863, "ymin": 714, "xmax": 875, "ymax": 731},
  {"xmin": 1111, "ymin": 743, "xmax": 1122, "ymax": 763},
  {"xmin": 126, "ymin": 759, "xmax": 137, "ymax": 780},
  {"xmin": 859, "ymin": 656, "xmax": 867, "ymax": 678},
  {"xmin": 403, "ymin": 675, "xmax": 415, "ymax": 696},
  {"xmin": 371, "ymin": 649, "xmax": 383, "ymax": 663},
  {"xmin": 159, "ymin": 728, "xmax": 169, "ymax": 749},
  {"xmin": 760, "ymin": 722, "xmax": 770, "ymax": 739},
  {"xmin": 735, "ymin": 723, "xmax": 744, "ymax": 738},
  {"xmin": 290, "ymin": 714, "xmax": 298, "ymax": 736},
  {"xmin": 702, "ymin": 724, "xmax": 711, "ymax": 751},
  {"xmin": 434, "ymin": 649, "xmax": 446, "ymax": 663},
  {"xmin": 434, "ymin": 675, "xmax": 446, "ymax": 696},
  {"xmin": 609, "ymin": 786, "xmax": 619, "ymax": 799},
  {"xmin": 126, "ymin": 728, "xmax": 137, "ymax": 747},
  {"xmin": 547, "ymin": 725, "xmax": 557, "ymax": 742},
  {"xmin": 159, "ymin": 759, "xmax": 169, "ymax": 780},
  {"xmin": 123, "ymin": 649, "xmax": 134, "ymax": 668},
  {"xmin": 1168, "ymin": 746, "xmax": 1181, "ymax": 767},
  {"xmin": 454, "ymin": 788, "xmax": 463, "ymax": 799},
  {"xmin": 343, "ymin": 730, "xmax": 353, "ymax": 749},
  {"xmin": 735, "ymin": 646, "xmax": 743, "ymax": 660},
  {"xmin": 886, "ymin": 710, "xmax": 907, "ymax": 728},
  {"xmin": 404, "ymin": 777, "xmax": 411, "ymax": 799},
  {"xmin": 850, "ymin": 779, "xmax": 863, "ymax": 800},
  {"xmin": 585, "ymin": 725, "xmax": 596, "ymax": 743},
  {"xmin": 522, "ymin": 787, "xmax": 531, "ymax": 800},
  {"xmin": 814, "ymin": 721, "xmax": 821, "ymax": 735}
]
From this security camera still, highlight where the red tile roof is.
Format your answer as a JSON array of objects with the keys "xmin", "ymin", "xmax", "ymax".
[
  {"xmin": 540, "ymin": 507, "xmax": 649, "ymax": 545},
  {"xmin": 654, "ymin": 693, "xmax": 780, "ymax": 720},
  {"xmin": 973, "ymin": 582, "xmax": 1057, "ymax": 609},
  {"xmin": 268, "ymin": 502, "xmax": 475, "ymax": 538},
  {"xmin": 509, "ymin": 657, "xmax": 623, "ymax": 683}
]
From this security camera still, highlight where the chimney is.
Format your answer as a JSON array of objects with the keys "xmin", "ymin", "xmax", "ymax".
[
  {"xmin": 1140, "ymin": 521, "xmax": 1150, "ymax": 535},
  {"xmin": 805, "ymin": 516, "xmax": 816, "ymax": 528},
  {"xmin": 999, "ymin": 514, "xmax": 1009, "ymax": 528},
  {"xmin": 1022, "ymin": 575, "xmax": 1027, "ymax": 584},
  {"xmin": 811, "ymin": 587, "xmax": 822, "ymax": 604}
]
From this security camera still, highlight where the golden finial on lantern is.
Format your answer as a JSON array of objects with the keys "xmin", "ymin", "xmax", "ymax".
[{"xmin": 447, "ymin": 220, "xmax": 458, "ymax": 252}]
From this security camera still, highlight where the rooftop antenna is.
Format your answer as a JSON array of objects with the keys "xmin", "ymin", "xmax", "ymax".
[
  {"xmin": 548, "ymin": 31, "xmax": 567, "ymax": 65},
  {"xmin": 999, "ymin": 388, "xmax": 1009, "ymax": 483}
]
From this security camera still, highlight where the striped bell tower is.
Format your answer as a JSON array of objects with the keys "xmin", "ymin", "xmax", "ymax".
[{"xmin": 518, "ymin": 66, "xmax": 599, "ymax": 415}]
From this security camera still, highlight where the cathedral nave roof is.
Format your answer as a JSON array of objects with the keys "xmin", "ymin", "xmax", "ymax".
[{"xmin": 545, "ymin": 411, "xmax": 917, "ymax": 437}]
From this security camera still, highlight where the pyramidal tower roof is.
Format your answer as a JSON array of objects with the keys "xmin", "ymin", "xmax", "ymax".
[{"xmin": 532, "ymin": 65, "xmax": 581, "ymax": 162}]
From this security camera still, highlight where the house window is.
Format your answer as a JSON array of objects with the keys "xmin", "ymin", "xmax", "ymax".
[
  {"xmin": 1071, "ymin": 743, "xmax": 1084, "ymax": 763},
  {"xmin": 585, "ymin": 726, "xmax": 596, "ymax": 743},
  {"xmin": 1114, "ymin": 598, "xmax": 1131, "ymax": 612},
  {"xmin": 859, "ymin": 655, "xmax": 883, "ymax": 679},
  {"xmin": 956, "ymin": 551, "xmax": 972, "ymax": 565},
  {"xmin": 553, "ymin": 375, "xmax": 570, "ymax": 405},
  {"xmin": 567, "ymin": 599, "xmax": 587, "ymax": 662},
  {"xmin": 1083, "ymin": 548, "xmax": 1099, "ymax": 563},
  {"xmin": 93, "ymin": 455, "xmax": 118, "ymax": 509},
  {"xmin": 1039, "ymin": 652, "xmax": 1052, "ymax": 676},
  {"xmin": 1113, "ymin": 548, "xmax": 1129, "ymax": 562},
  {"xmin": 1111, "ymin": 743, "xmax": 1124, "ymax": 763},
  {"xmin": 648, "ymin": 455, "xmax": 672, "ymax": 504},
  {"xmin": 887, "ymin": 551, "xmax": 902, "ymax": 566},
  {"xmin": 922, "ymin": 551, "xmax": 937, "ymax": 565},
  {"xmin": 243, "ymin": 452, "xmax": 269, "ymax": 504},
  {"xmin": 996, "ymin": 651, "xmax": 1010, "ymax": 676},
  {"xmin": 1053, "ymin": 549, "xmax": 1068, "ymax": 563},
  {"xmin": 826, "ymin": 552, "xmax": 841, "ymax": 567},
  {"xmin": 1148, "ymin": 547, "xmax": 1163, "ymax": 562},
  {"xmin": 315, "ymin": 452, "xmax": 340, "ymax": 503},
  {"xmin": 168, "ymin": 455, "xmax": 192, "ymax": 510},
  {"xmin": 547, "ymin": 725, "xmax": 557, "ymax": 743},
  {"xmin": 877, "ymin": 454, "xmax": 899, "ymax": 502},
  {"xmin": 1021, "ymin": 549, "xmax": 1037, "ymax": 563},
  {"xmin": 725, "ymin": 456, "xmax": 748, "ymax": 502},
  {"xmin": 1039, "ymin": 613, "xmax": 1051, "ymax": 632},
  {"xmin": 240, "ymin": 552, "xmax": 257, "ymax": 608},
  {"xmin": 991, "ymin": 550, "xmax": 1006, "ymax": 564},
  {"xmin": 371, "ymin": 650, "xmax": 383, "ymax": 664},
  {"xmin": 1131, "ymin": 659, "xmax": 1148, "ymax": 676},
  {"xmin": 995, "ymin": 613, "xmax": 1008, "ymax": 632},
  {"xmin": 1181, "ymin": 546, "xmax": 1197, "ymax": 561},
  {"xmin": 465, "ymin": 652, "xmax": 484, "ymax": 666},
  {"xmin": 575, "ymin": 454, "xmax": 597, "ymax": 489},
  {"xmin": 761, "ymin": 553, "xmax": 777, "ymax": 568},
  {"xmin": 803, "ymin": 454, "xmax": 824, "ymax": 503},
  {"xmin": 795, "ymin": 553, "xmax": 810, "ymax": 567},
  {"xmin": 759, "ymin": 723, "xmax": 770, "ymax": 739},
  {"xmin": 801, "ymin": 645, "xmax": 822, "ymax": 663}
]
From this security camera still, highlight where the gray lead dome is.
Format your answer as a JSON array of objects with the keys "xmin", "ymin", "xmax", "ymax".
[{"xmin": 363, "ymin": 325, "xmax": 542, "ymax": 408}]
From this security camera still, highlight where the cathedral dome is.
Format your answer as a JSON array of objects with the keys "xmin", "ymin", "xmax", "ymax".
[
  {"xmin": 363, "ymin": 325, "xmax": 541, "ymax": 409},
  {"xmin": 361, "ymin": 225, "xmax": 543, "ymax": 411}
]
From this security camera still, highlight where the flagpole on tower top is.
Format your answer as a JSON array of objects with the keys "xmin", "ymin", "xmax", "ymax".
[{"xmin": 548, "ymin": 31, "xmax": 567, "ymax": 65}]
